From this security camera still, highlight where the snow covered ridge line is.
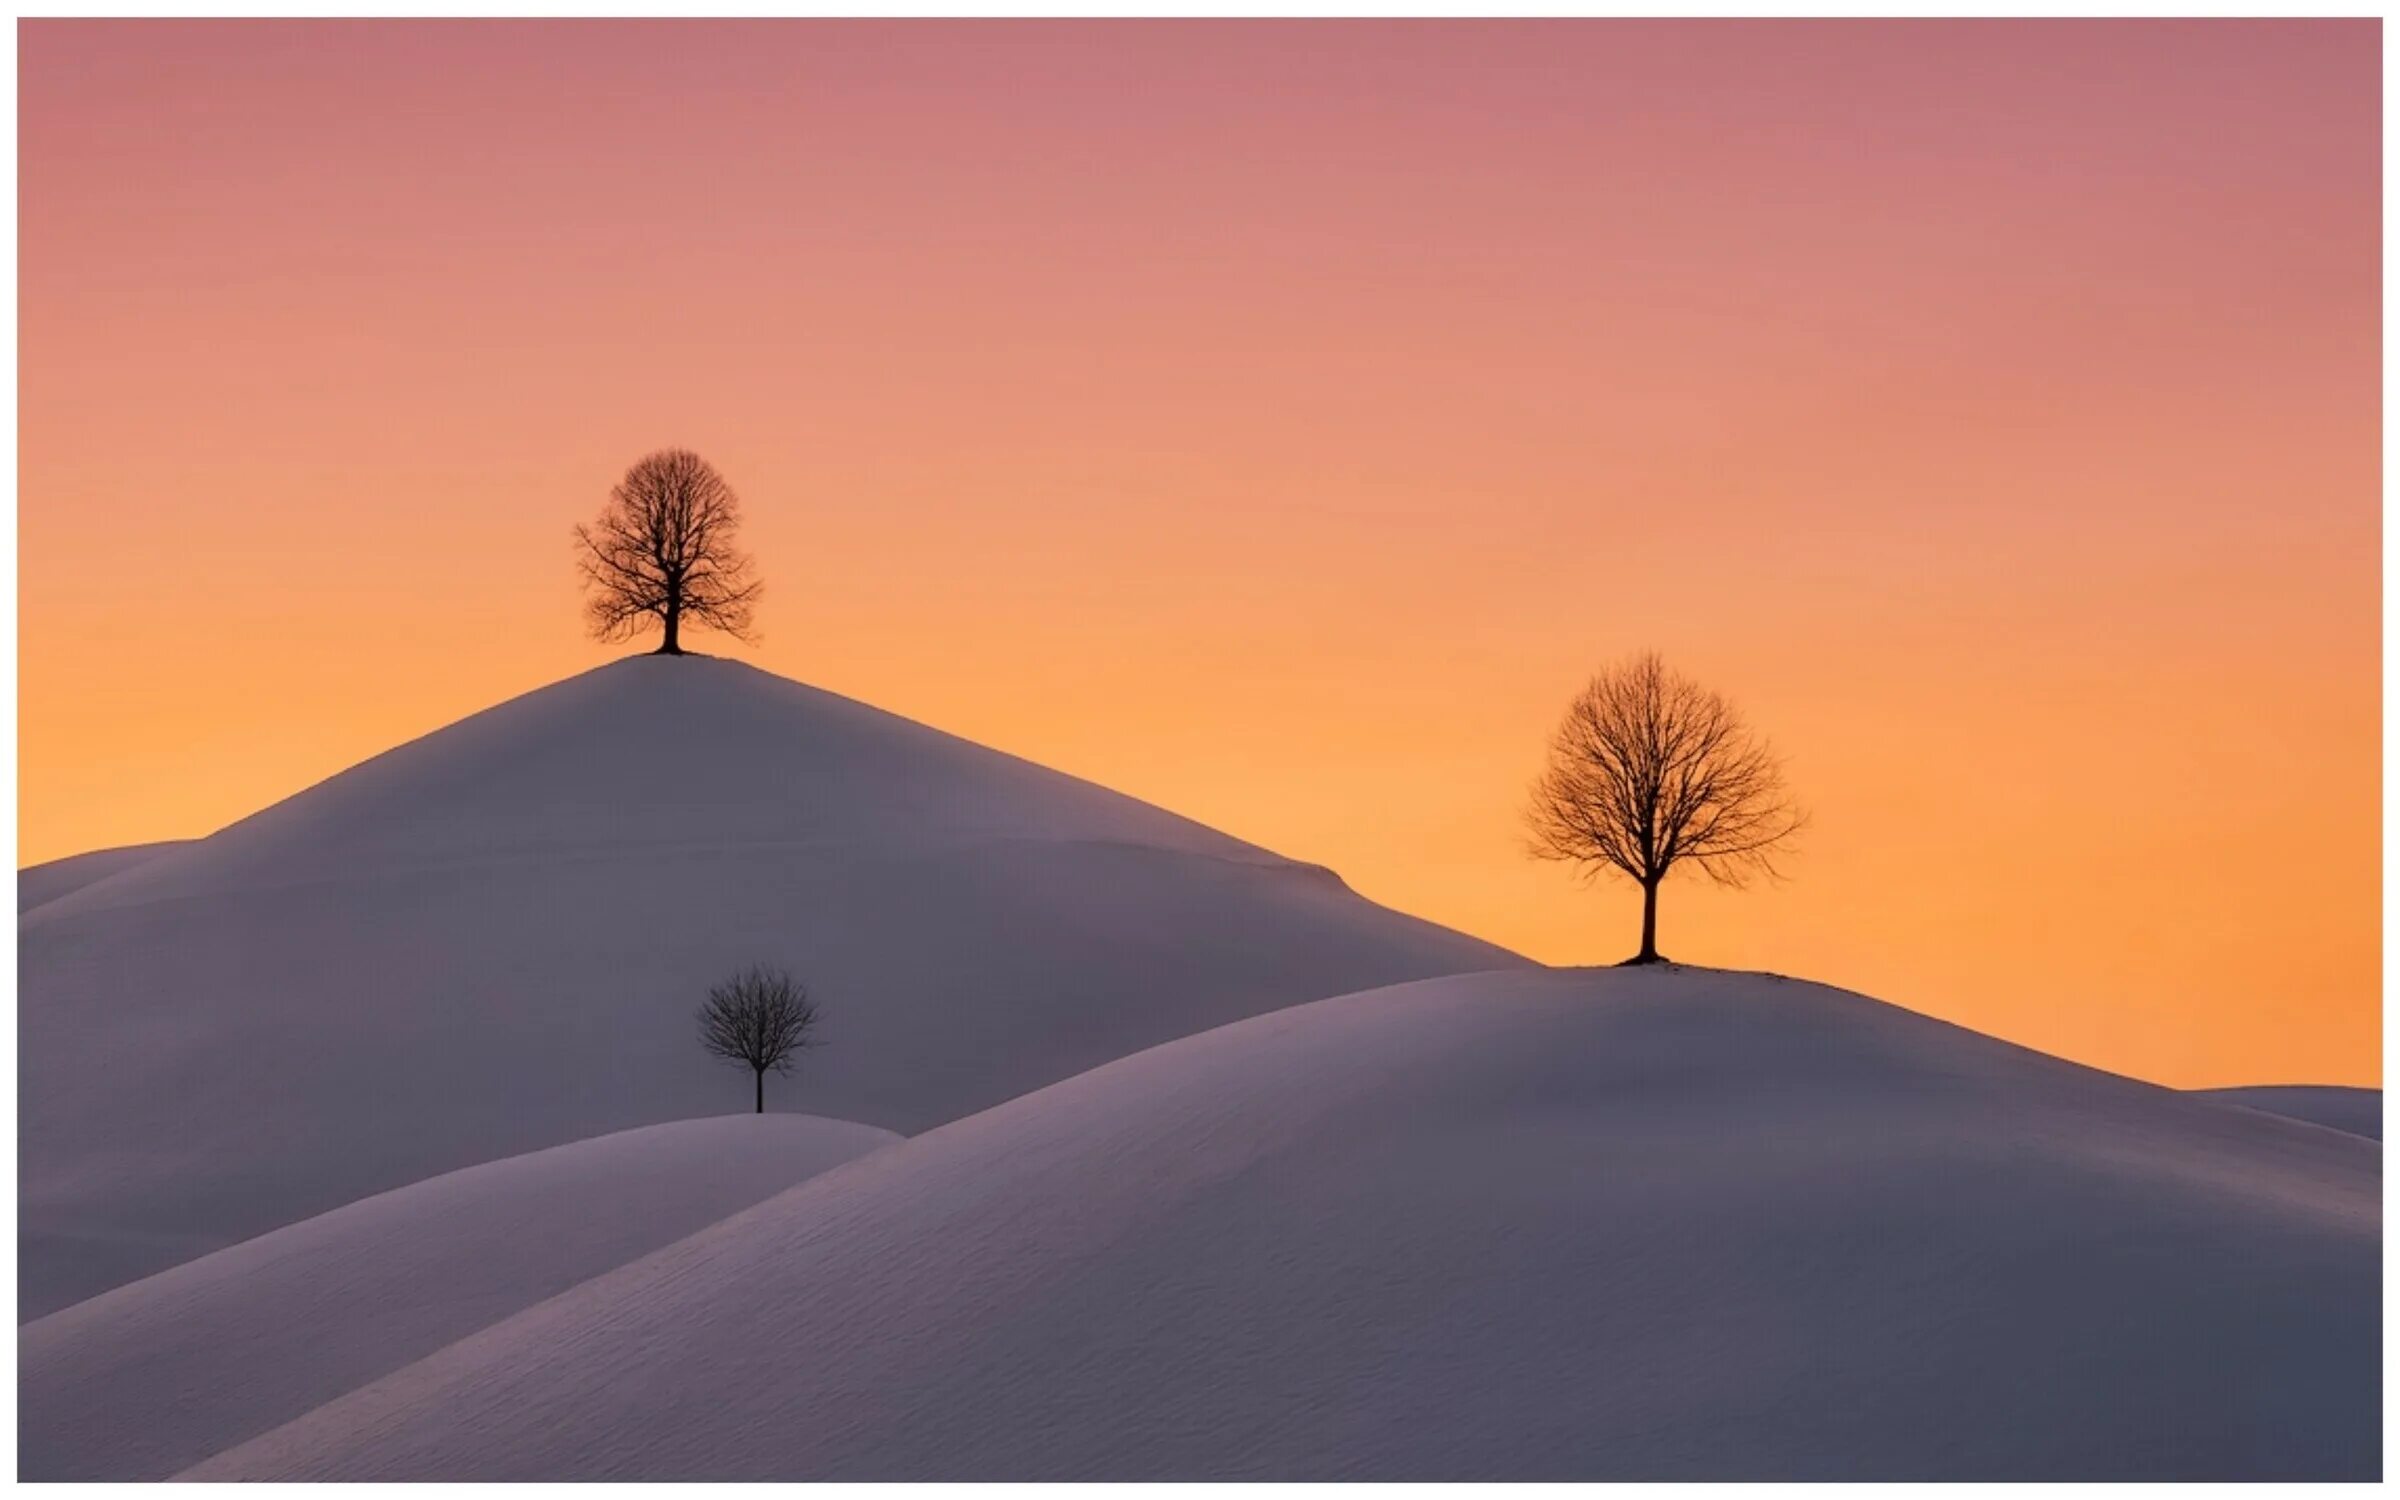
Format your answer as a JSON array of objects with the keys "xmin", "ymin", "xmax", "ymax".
[
  {"xmin": 16, "ymin": 838, "xmax": 193, "ymax": 913},
  {"xmin": 188, "ymin": 967, "xmax": 2378, "ymax": 1482},
  {"xmin": 2192, "ymin": 1085, "xmax": 2381, "ymax": 1141},
  {"xmin": 21, "ymin": 654, "xmax": 1520, "ymax": 1317},
  {"xmin": 21, "ymin": 1114, "xmax": 898, "ymax": 1482},
  {"xmin": 24, "ymin": 655, "xmax": 1294, "ymax": 924}
]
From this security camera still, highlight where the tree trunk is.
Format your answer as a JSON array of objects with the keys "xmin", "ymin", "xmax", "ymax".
[
  {"xmin": 753, "ymin": 1068, "xmax": 764, "ymax": 1114},
  {"xmin": 658, "ymin": 604, "xmax": 683, "ymax": 655},
  {"xmin": 1632, "ymin": 877, "xmax": 1661, "ymax": 964}
]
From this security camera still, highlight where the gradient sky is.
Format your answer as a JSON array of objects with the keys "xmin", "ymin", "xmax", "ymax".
[{"xmin": 20, "ymin": 20, "xmax": 2380, "ymax": 1088}]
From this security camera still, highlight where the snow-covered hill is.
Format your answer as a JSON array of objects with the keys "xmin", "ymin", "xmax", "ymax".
[
  {"xmin": 17, "ymin": 839, "xmax": 191, "ymax": 912},
  {"xmin": 188, "ymin": 967, "xmax": 2380, "ymax": 1482},
  {"xmin": 21, "ymin": 1114, "xmax": 892, "ymax": 1481},
  {"xmin": 2197, "ymin": 1085, "xmax": 2381, "ymax": 1141},
  {"xmin": 20, "ymin": 656, "xmax": 1518, "ymax": 1316}
]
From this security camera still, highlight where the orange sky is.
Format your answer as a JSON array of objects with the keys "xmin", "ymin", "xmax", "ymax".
[{"xmin": 19, "ymin": 20, "xmax": 2380, "ymax": 1088}]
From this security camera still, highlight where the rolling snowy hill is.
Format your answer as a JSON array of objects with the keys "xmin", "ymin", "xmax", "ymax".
[
  {"xmin": 20, "ymin": 655, "xmax": 1518, "ymax": 1316},
  {"xmin": 20, "ymin": 1114, "xmax": 894, "ymax": 1481},
  {"xmin": 187, "ymin": 967, "xmax": 2379, "ymax": 1482}
]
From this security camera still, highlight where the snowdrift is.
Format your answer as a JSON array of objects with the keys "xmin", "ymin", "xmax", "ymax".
[
  {"xmin": 190, "ymin": 967, "xmax": 2379, "ymax": 1482},
  {"xmin": 20, "ymin": 656, "xmax": 1516, "ymax": 1315},
  {"xmin": 2197, "ymin": 1085, "xmax": 2381, "ymax": 1142},
  {"xmin": 21, "ymin": 1113, "xmax": 894, "ymax": 1480},
  {"xmin": 17, "ymin": 839, "xmax": 190, "ymax": 913}
]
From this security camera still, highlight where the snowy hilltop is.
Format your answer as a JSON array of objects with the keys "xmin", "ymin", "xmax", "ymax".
[{"xmin": 20, "ymin": 655, "xmax": 1516, "ymax": 1318}]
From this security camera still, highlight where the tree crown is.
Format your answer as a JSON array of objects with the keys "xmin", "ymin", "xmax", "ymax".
[
  {"xmin": 575, "ymin": 448, "xmax": 761, "ymax": 651},
  {"xmin": 1525, "ymin": 651, "xmax": 1805, "ymax": 889},
  {"xmin": 696, "ymin": 965, "xmax": 819, "ymax": 1076}
]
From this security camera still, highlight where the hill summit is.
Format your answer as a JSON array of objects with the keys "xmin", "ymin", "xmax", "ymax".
[{"xmin": 21, "ymin": 655, "xmax": 1518, "ymax": 1317}]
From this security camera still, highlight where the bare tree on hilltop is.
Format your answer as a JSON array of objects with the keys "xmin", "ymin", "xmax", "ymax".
[
  {"xmin": 1525, "ymin": 652, "xmax": 1805, "ymax": 965},
  {"xmin": 697, "ymin": 965, "xmax": 820, "ymax": 1114},
  {"xmin": 576, "ymin": 448, "xmax": 761, "ymax": 655}
]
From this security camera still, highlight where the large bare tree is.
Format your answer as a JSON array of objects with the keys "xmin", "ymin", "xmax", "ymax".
[
  {"xmin": 1525, "ymin": 652, "xmax": 1805, "ymax": 965},
  {"xmin": 575, "ymin": 449, "xmax": 761, "ymax": 655},
  {"xmin": 696, "ymin": 965, "xmax": 820, "ymax": 1113}
]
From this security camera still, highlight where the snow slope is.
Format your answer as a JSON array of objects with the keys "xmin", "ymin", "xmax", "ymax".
[
  {"xmin": 2197, "ymin": 1085, "xmax": 2381, "ymax": 1142},
  {"xmin": 191, "ymin": 967, "xmax": 2380, "ymax": 1482},
  {"xmin": 17, "ymin": 839, "xmax": 191, "ymax": 913},
  {"xmin": 20, "ymin": 655, "xmax": 1518, "ymax": 1316},
  {"xmin": 21, "ymin": 1113, "xmax": 894, "ymax": 1481}
]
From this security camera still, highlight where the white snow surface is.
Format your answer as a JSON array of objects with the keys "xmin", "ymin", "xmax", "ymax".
[
  {"xmin": 21, "ymin": 1113, "xmax": 895, "ymax": 1481},
  {"xmin": 2196, "ymin": 1085, "xmax": 2381, "ymax": 1142},
  {"xmin": 20, "ymin": 656, "xmax": 1517, "ymax": 1316},
  {"xmin": 17, "ymin": 840, "xmax": 192, "ymax": 913},
  {"xmin": 189, "ymin": 967, "xmax": 2380, "ymax": 1482}
]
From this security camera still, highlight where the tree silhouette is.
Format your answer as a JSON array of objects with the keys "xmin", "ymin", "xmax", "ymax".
[
  {"xmin": 1525, "ymin": 652, "xmax": 1805, "ymax": 965},
  {"xmin": 696, "ymin": 965, "xmax": 819, "ymax": 1113},
  {"xmin": 575, "ymin": 448, "xmax": 761, "ymax": 655}
]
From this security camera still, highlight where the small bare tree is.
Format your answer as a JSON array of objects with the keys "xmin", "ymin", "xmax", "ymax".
[
  {"xmin": 1526, "ymin": 652, "xmax": 1804, "ymax": 965},
  {"xmin": 575, "ymin": 448, "xmax": 761, "ymax": 655},
  {"xmin": 696, "ymin": 965, "xmax": 819, "ymax": 1113}
]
